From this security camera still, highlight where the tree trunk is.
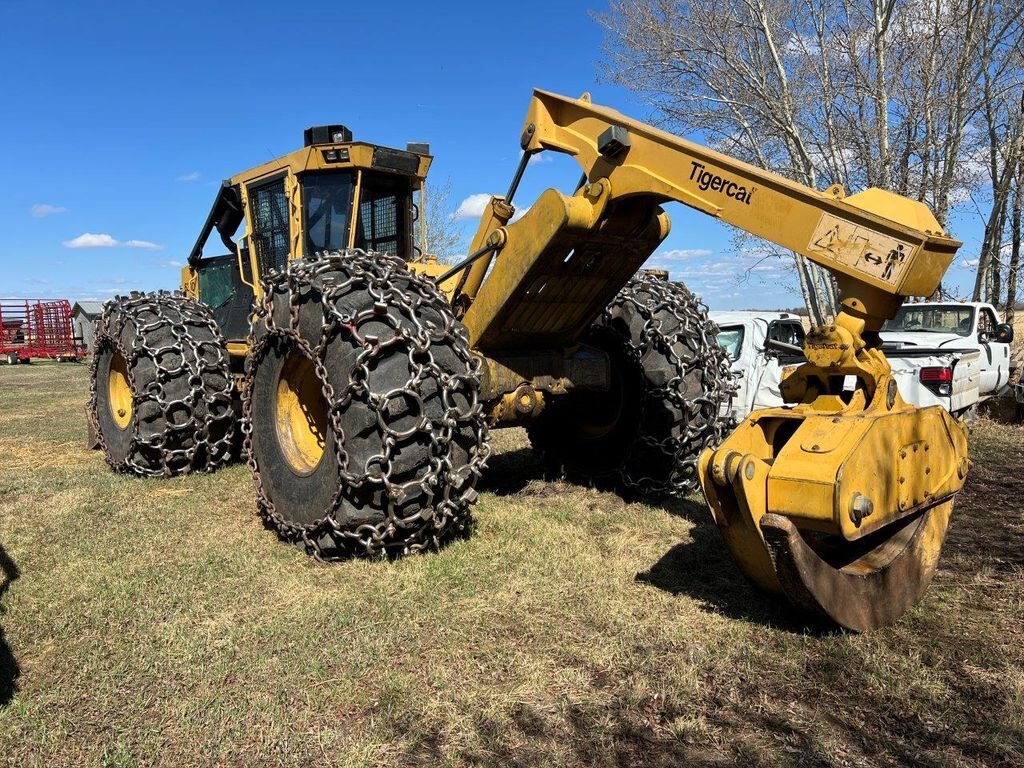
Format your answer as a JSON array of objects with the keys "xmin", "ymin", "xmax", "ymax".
[
  {"xmin": 1007, "ymin": 176, "xmax": 1022, "ymax": 323},
  {"xmin": 872, "ymin": 0, "xmax": 893, "ymax": 189},
  {"xmin": 974, "ymin": 185, "xmax": 1011, "ymax": 301},
  {"xmin": 794, "ymin": 254, "xmax": 824, "ymax": 326}
]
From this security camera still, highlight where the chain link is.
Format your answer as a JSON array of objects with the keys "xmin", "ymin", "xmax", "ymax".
[
  {"xmin": 602, "ymin": 273, "xmax": 736, "ymax": 496},
  {"xmin": 87, "ymin": 291, "xmax": 236, "ymax": 477},
  {"xmin": 242, "ymin": 250, "xmax": 491, "ymax": 559}
]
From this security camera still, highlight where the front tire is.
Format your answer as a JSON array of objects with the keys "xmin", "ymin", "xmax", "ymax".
[{"xmin": 244, "ymin": 251, "xmax": 490, "ymax": 559}]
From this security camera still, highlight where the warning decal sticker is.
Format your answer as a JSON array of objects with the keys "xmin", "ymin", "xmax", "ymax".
[{"xmin": 807, "ymin": 214, "xmax": 916, "ymax": 287}]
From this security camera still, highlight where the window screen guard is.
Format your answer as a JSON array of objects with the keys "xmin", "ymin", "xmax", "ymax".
[
  {"xmin": 250, "ymin": 179, "xmax": 291, "ymax": 274},
  {"xmin": 354, "ymin": 173, "xmax": 411, "ymax": 258}
]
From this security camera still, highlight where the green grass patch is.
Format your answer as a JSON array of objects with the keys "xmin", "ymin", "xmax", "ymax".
[{"xmin": 0, "ymin": 362, "xmax": 1022, "ymax": 766}]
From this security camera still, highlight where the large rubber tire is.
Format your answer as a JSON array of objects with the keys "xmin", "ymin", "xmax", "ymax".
[
  {"xmin": 528, "ymin": 273, "xmax": 733, "ymax": 496},
  {"xmin": 87, "ymin": 292, "xmax": 236, "ymax": 476},
  {"xmin": 244, "ymin": 251, "xmax": 490, "ymax": 559}
]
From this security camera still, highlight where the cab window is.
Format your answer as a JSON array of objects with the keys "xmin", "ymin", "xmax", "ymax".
[
  {"xmin": 767, "ymin": 320, "xmax": 805, "ymax": 347},
  {"xmin": 883, "ymin": 304, "xmax": 975, "ymax": 336},
  {"xmin": 717, "ymin": 326, "xmax": 744, "ymax": 361},
  {"xmin": 303, "ymin": 172, "xmax": 355, "ymax": 254},
  {"xmin": 249, "ymin": 179, "xmax": 291, "ymax": 274},
  {"xmin": 978, "ymin": 308, "xmax": 998, "ymax": 341},
  {"xmin": 354, "ymin": 174, "xmax": 411, "ymax": 258}
]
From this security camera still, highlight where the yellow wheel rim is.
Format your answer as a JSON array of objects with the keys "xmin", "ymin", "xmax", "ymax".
[
  {"xmin": 275, "ymin": 353, "xmax": 328, "ymax": 475},
  {"xmin": 107, "ymin": 351, "xmax": 133, "ymax": 430}
]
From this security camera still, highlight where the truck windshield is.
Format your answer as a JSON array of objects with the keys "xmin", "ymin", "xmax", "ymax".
[
  {"xmin": 717, "ymin": 326, "xmax": 744, "ymax": 361},
  {"xmin": 303, "ymin": 172, "xmax": 355, "ymax": 254},
  {"xmin": 882, "ymin": 305, "xmax": 975, "ymax": 337}
]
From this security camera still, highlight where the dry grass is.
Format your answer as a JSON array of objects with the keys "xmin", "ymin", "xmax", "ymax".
[{"xmin": 0, "ymin": 362, "xmax": 1022, "ymax": 766}]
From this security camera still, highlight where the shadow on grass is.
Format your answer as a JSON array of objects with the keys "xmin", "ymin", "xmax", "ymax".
[
  {"xmin": 479, "ymin": 445, "xmax": 831, "ymax": 633},
  {"xmin": 409, "ymin": 695, "xmax": 845, "ymax": 767},
  {"xmin": 0, "ymin": 544, "xmax": 20, "ymax": 707},
  {"xmin": 636, "ymin": 496, "xmax": 836, "ymax": 635},
  {"xmin": 403, "ymin": 643, "xmax": 1022, "ymax": 768},
  {"xmin": 407, "ymin": 701, "xmax": 757, "ymax": 768},
  {"xmin": 943, "ymin": 458, "xmax": 1024, "ymax": 574},
  {"xmin": 478, "ymin": 447, "xmax": 544, "ymax": 497}
]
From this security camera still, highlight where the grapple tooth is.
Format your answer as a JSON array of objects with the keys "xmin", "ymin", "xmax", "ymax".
[{"xmin": 759, "ymin": 504, "xmax": 952, "ymax": 632}]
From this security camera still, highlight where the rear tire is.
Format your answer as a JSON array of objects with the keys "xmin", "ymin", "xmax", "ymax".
[
  {"xmin": 528, "ymin": 273, "xmax": 733, "ymax": 496},
  {"xmin": 244, "ymin": 251, "xmax": 490, "ymax": 559},
  {"xmin": 87, "ymin": 292, "xmax": 236, "ymax": 476}
]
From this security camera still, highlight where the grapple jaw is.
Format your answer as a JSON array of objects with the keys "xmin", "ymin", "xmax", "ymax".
[{"xmin": 700, "ymin": 362, "xmax": 969, "ymax": 632}]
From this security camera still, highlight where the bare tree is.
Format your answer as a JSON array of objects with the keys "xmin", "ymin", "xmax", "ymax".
[
  {"xmin": 1007, "ymin": 167, "xmax": 1022, "ymax": 322},
  {"xmin": 597, "ymin": 0, "xmax": 1020, "ymax": 320},
  {"xmin": 972, "ymin": 11, "xmax": 1024, "ymax": 303},
  {"xmin": 414, "ymin": 177, "xmax": 463, "ymax": 264},
  {"xmin": 596, "ymin": 0, "xmax": 840, "ymax": 322}
]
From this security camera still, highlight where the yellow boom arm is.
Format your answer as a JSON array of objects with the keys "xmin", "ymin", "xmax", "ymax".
[
  {"xmin": 456, "ymin": 90, "xmax": 959, "ymax": 347},
  {"xmin": 456, "ymin": 90, "xmax": 969, "ymax": 630}
]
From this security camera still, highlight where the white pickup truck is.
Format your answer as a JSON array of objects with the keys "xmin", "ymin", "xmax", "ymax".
[
  {"xmin": 711, "ymin": 309, "xmax": 989, "ymax": 423},
  {"xmin": 879, "ymin": 301, "xmax": 1013, "ymax": 401}
]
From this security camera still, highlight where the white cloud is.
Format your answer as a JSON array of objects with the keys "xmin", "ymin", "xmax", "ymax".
[
  {"xmin": 63, "ymin": 233, "xmax": 119, "ymax": 248},
  {"xmin": 62, "ymin": 233, "xmax": 164, "ymax": 250},
  {"xmin": 452, "ymin": 193, "xmax": 532, "ymax": 223},
  {"xmin": 154, "ymin": 259, "xmax": 184, "ymax": 268},
  {"xmin": 176, "ymin": 171, "xmax": 201, "ymax": 182},
  {"xmin": 453, "ymin": 193, "xmax": 493, "ymax": 221},
  {"xmin": 31, "ymin": 204, "xmax": 67, "ymax": 218},
  {"xmin": 640, "ymin": 247, "xmax": 802, "ymax": 305},
  {"xmin": 124, "ymin": 239, "xmax": 163, "ymax": 250},
  {"xmin": 518, "ymin": 149, "xmax": 553, "ymax": 166},
  {"xmin": 655, "ymin": 248, "xmax": 712, "ymax": 261},
  {"xmin": 782, "ymin": 31, "xmax": 821, "ymax": 57}
]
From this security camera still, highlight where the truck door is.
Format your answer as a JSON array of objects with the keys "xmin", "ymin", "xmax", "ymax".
[
  {"xmin": 977, "ymin": 306, "xmax": 1007, "ymax": 394},
  {"xmin": 752, "ymin": 320, "xmax": 806, "ymax": 411},
  {"xmin": 715, "ymin": 324, "xmax": 746, "ymax": 421}
]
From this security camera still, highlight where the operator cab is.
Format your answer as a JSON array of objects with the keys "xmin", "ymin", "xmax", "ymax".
[{"xmin": 184, "ymin": 126, "xmax": 431, "ymax": 342}]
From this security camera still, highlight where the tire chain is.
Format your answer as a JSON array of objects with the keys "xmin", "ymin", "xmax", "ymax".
[
  {"xmin": 603, "ymin": 273, "xmax": 736, "ymax": 496},
  {"xmin": 87, "ymin": 291, "xmax": 236, "ymax": 476},
  {"xmin": 242, "ymin": 250, "xmax": 491, "ymax": 559}
]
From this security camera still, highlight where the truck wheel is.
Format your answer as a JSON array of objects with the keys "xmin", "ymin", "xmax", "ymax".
[
  {"xmin": 957, "ymin": 403, "xmax": 979, "ymax": 425},
  {"xmin": 88, "ymin": 292, "xmax": 236, "ymax": 476},
  {"xmin": 528, "ymin": 273, "xmax": 733, "ymax": 496},
  {"xmin": 244, "ymin": 251, "xmax": 490, "ymax": 559}
]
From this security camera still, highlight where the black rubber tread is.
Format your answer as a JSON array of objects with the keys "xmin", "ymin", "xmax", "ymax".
[
  {"xmin": 528, "ymin": 273, "xmax": 733, "ymax": 496},
  {"xmin": 243, "ymin": 250, "xmax": 490, "ymax": 559},
  {"xmin": 87, "ymin": 291, "xmax": 236, "ymax": 476}
]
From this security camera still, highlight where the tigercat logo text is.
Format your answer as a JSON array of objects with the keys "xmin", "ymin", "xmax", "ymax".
[{"xmin": 690, "ymin": 162, "xmax": 756, "ymax": 204}]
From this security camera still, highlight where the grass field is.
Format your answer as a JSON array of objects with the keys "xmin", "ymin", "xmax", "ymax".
[{"xmin": 1, "ymin": 362, "xmax": 1022, "ymax": 767}]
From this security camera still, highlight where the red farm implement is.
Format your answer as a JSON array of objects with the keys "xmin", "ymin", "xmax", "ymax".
[{"xmin": 0, "ymin": 299, "xmax": 83, "ymax": 364}]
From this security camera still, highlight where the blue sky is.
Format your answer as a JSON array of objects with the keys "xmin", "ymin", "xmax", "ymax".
[{"xmin": 0, "ymin": 1, "xmax": 984, "ymax": 309}]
